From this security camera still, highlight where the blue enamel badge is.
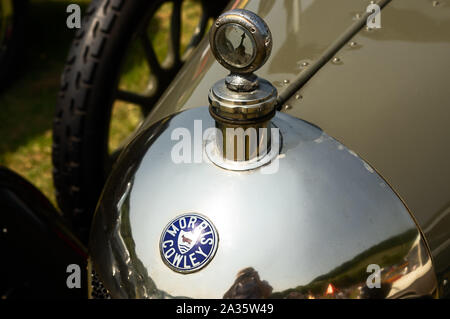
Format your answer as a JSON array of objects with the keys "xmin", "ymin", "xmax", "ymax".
[{"xmin": 160, "ymin": 213, "xmax": 218, "ymax": 273}]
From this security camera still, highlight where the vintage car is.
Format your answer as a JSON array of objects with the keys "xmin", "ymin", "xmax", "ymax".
[{"xmin": 1, "ymin": 0, "xmax": 450, "ymax": 299}]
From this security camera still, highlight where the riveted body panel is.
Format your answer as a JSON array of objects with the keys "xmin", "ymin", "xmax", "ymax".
[{"xmin": 283, "ymin": 0, "xmax": 450, "ymax": 285}]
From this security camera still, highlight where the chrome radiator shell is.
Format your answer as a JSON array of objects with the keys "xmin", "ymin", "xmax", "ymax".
[{"xmin": 90, "ymin": 107, "xmax": 437, "ymax": 299}]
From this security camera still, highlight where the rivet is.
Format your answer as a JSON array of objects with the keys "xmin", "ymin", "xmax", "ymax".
[
  {"xmin": 349, "ymin": 41, "xmax": 357, "ymax": 47},
  {"xmin": 284, "ymin": 105, "xmax": 292, "ymax": 110},
  {"xmin": 301, "ymin": 61, "xmax": 309, "ymax": 67},
  {"xmin": 433, "ymin": 1, "xmax": 440, "ymax": 6},
  {"xmin": 295, "ymin": 94, "xmax": 303, "ymax": 100},
  {"xmin": 332, "ymin": 57, "xmax": 341, "ymax": 64},
  {"xmin": 283, "ymin": 79, "xmax": 290, "ymax": 84},
  {"xmin": 355, "ymin": 13, "xmax": 361, "ymax": 19}
]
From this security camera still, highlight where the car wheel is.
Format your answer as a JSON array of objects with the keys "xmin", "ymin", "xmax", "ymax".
[{"xmin": 52, "ymin": 0, "xmax": 226, "ymax": 242}]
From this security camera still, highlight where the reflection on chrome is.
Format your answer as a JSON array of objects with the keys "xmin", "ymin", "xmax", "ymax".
[
  {"xmin": 269, "ymin": 231, "xmax": 435, "ymax": 299},
  {"xmin": 89, "ymin": 107, "xmax": 438, "ymax": 299},
  {"xmin": 223, "ymin": 267, "xmax": 273, "ymax": 299},
  {"xmin": 90, "ymin": 228, "xmax": 436, "ymax": 299}
]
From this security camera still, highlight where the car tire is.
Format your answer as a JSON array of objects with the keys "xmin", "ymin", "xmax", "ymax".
[{"xmin": 52, "ymin": 0, "xmax": 226, "ymax": 242}]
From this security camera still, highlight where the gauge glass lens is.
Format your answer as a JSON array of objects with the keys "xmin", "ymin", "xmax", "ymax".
[{"xmin": 215, "ymin": 23, "xmax": 256, "ymax": 69}]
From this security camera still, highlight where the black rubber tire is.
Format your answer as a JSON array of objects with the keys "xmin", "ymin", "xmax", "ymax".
[
  {"xmin": 52, "ymin": 0, "xmax": 226, "ymax": 242},
  {"xmin": 52, "ymin": 0, "xmax": 155, "ymax": 242}
]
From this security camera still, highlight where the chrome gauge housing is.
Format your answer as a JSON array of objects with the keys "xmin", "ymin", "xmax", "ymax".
[{"xmin": 89, "ymin": 9, "xmax": 438, "ymax": 299}]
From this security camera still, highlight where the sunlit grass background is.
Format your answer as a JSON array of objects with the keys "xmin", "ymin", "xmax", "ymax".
[{"xmin": 0, "ymin": 0, "xmax": 203, "ymax": 207}]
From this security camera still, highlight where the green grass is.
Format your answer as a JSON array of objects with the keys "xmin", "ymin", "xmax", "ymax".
[
  {"xmin": 110, "ymin": 1, "xmax": 203, "ymax": 152},
  {"xmin": 0, "ymin": 0, "xmax": 202, "ymax": 207},
  {"xmin": 0, "ymin": 0, "xmax": 88, "ymax": 204}
]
